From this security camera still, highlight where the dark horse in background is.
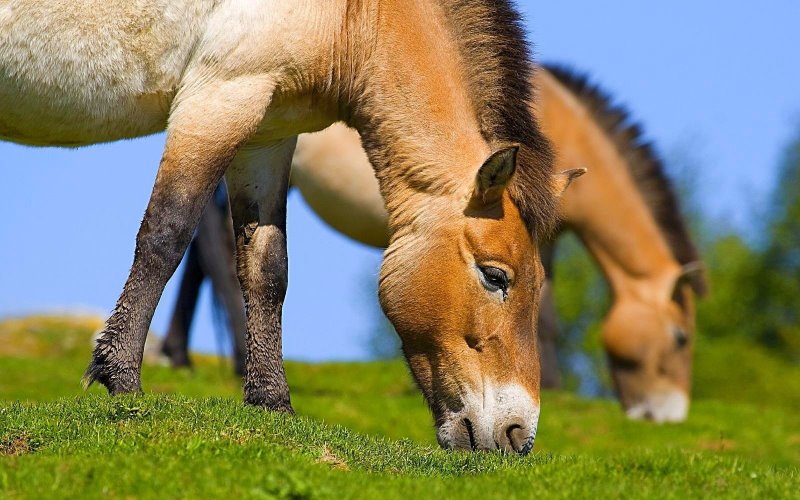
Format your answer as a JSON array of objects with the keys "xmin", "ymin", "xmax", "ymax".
[{"xmin": 161, "ymin": 65, "xmax": 706, "ymax": 423}]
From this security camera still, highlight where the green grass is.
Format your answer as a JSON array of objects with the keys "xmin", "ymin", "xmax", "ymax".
[{"xmin": 1, "ymin": 316, "xmax": 799, "ymax": 498}]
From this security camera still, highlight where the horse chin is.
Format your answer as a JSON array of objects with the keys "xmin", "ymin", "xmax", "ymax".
[
  {"xmin": 625, "ymin": 390, "xmax": 689, "ymax": 423},
  {"xmin": 434, "ymin": 383, "xmax": 540, "ymax": 455}
]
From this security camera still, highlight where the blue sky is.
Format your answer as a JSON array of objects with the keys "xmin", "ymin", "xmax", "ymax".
[{"xmin": 1, "ymin": 1, "xmax": 798, "ymax": 361}]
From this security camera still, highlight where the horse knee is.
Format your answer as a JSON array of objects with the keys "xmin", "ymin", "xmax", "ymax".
[{"xmin": 239, "ymin": 224, "xmax": 288, "ymax": 305}]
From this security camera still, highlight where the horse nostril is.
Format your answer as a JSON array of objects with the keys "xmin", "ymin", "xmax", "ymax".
[
  {"xmin": 463, "ymin": 418, "xmax": 476, "ymax": 451},
  {"xmin": 504, "ymin": 423, "xmax": 531, "ymax": 455},
  {"xmin": 505, "ymin": 423, "xmax": 522, "ymax": 442},
  {"xmin": 465, "ymin": 335, "xmax": 481, "ymax": 351}
]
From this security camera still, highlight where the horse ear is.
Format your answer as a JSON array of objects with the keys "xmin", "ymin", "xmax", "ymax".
[
  {"xmin": 473, "ymin": 146, "xmax": 518, "ymax": 205},
  {"xmin": 670, "ymin": 261, "xmax": 708, "ymax": 300},
  {"xmin": 552, "ymin": 168, "xmax": 587, "ymax": 196}
]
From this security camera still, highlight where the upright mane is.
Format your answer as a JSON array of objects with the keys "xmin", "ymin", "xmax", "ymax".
[
  {"xmin": 544, "ymin": 64, "xmax": 708, "ymax": 295},
  {"xmin": 443, "ymin": 0, "xmax": 558, "ymax": 237}
]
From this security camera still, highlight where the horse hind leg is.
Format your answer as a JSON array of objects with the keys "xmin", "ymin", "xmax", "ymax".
[
  {"xmin": 194, "ymin": 185, "xmax": 248, "ymax": 377},
  {"xmin": 160, "ymin": 236, "xmax": 205, "ymax": 369},
  {"xmin": 84, "ymin": 77, "xmax": 275, "ymax": 394},
  {"xmin": 225, "ymin": 139, "xmax": 296, "ymax": 411}
]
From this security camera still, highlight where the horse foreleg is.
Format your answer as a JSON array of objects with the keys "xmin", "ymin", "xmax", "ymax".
[
  {"xmin": 84, "ymin": 77, "xmax": 275, "ymax": 394},
  {"xmin": 226, "ymin": 139, "xmax": 296, "ymax": 412}
]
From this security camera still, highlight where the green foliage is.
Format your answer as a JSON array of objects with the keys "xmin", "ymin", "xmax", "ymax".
[
  {"xmin": 695, "ymin": 127, "xmax": 800, "ymax": 360},
  {"xmin": 695, "ymin": 235, "xmax": 767, "ymax": 341},
  {"xmin": 550, "ymin": 234, "xmax": 611, "ymax": 395},
  {"xmin": 693, "ymin": 335, "xmax": 800, "ymax": 409},
  {"xmin": 1, "ymin": 318, "xmax": 799, "ymax": 498},
  {"xmin": 758, "ymin": 132, "xmax": 800, "ymax": 357}
]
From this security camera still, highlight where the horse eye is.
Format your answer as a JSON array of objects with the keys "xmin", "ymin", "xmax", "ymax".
[
  {"xmin": 674, "ymin": 328, "xmax": 689, "ymax": 348},
  {"xmin": 479, "ymin": 266, "xmax": 509, "ymax": 295}
]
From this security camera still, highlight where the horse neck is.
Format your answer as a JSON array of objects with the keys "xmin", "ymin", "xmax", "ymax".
[
  {"xmin": 536, "ymin": 70, "xmax": 681, "ymax": 302},
  {"xmin": 343, "ymin": 0, "xmax": 490, "ymax": 237}
]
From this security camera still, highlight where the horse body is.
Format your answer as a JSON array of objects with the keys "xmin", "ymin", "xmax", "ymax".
[
  {"xmin": 290, "ymin": 66, "xmax": 705, "ymax": 422},
  {"xmin": 1, "ymin": 0, "xmax": 207, "ymax": 145},
  {"xmin": 3, "ymin": 0, "xmax": 560, "ymax": 452},
  {"xmin": 0, "ymin": 0, "xmax": 341, "ymax": 145}
]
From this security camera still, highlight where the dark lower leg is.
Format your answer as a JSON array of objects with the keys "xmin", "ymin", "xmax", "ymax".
[
  {"xmin": 84, "ymin": 78, "xmax": 276, "ymax": 394},
  {"xmin": 161, "ymin": 242, "xmax": 205, "ymax": 368},
  {"xmin": 233, "ymin": 214, "xmax": 292, "ymax": 411},
  {"xmin": 85, "ymin": 156, "xmax": 226, "ymax": 394},
  {"xmin": 196, "ymin": 191, "xmax": 248, "ymax": 376},
  {"xmin": 227, "ymin": 145, "xmax": 294, "ymax": 411}
]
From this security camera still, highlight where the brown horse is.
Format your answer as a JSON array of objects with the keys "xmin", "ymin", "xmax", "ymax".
[
  {"xmin": 289, "ymin": 66, "xmax": 706, "ymax": 422},
  {"xmin": 538, "ymin": 67, "xmax": 707, "ymax": 421},
  {"xmin": 162, "ymin": 65, "xmax": 706, "ymax": 422},
  {"xmin": 1, "ymin": 0, "xmax": 574, "ymax": 452}
]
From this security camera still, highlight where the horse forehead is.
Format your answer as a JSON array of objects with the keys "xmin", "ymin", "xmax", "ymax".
[
  {"xmin": 463, "ymin": 201, "xmax": 535, "ymax": 263},
  {"xmin": 611, "ymin": 299, "xmax": 676, "ymax": 338}
]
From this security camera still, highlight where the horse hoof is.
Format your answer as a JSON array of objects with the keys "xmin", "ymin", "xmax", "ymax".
[
  {"xmin": 269, "ymin": 402, "xmax": 295, "ymax": 415},
  {"xmin": 244, "ymin": 392, "xmax": 294, "ymax": 414},
  {"xmin": 83, "ymin": 358, "xmax": 142, "ymax": 395},
  {"xmin": 246, "ymin": 399, "xmax": 295, "ymax": 415}
]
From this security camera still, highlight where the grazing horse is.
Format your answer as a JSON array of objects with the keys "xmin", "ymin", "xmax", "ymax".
[
  {"xmin": 161, "ymin": 66, "xmax": 706, "ymax": 422},
  {"xmin": 289, "ymin": 66, "xmax": 707, "ymax": 422},
  {"xmin": 1, "ymin": 0, "xmax": 573, "ymax": 453},
  {"xmin": 539, "ymin": 67, "xmax": 707, "ymax": 421}
]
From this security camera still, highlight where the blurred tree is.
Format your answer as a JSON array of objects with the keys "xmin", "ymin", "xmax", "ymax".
[
  {"xmin": 758, "ymin": 127, "xmax": 800, "ymax": 359},
  {"xmin": 695, "ymin": 235, "xmax": 764, "ymax": 340},
  {"xmin": 695, "ymin": 124, "xmax": 800, "ymax": 361},
  {"xmin": 551, "ymin": 233, "xmax": 611, "ymax": 396}
]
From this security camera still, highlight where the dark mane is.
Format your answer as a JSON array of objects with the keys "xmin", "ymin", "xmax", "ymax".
[
  {"xmin": 544, "ymin": 64, "xmax": 708, "ymax": 295},
  {"xmin": 444, "ymin": 0, "xmax": 558, "ymax": 237}
]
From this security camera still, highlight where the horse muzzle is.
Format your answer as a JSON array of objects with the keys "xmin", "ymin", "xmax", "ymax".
[
  {"xmin": 625, "ymin": 390, "xmax": 689, "ymax": 423},
  {"xmin": 435, "ymin": 383, "xmax": 540, "ymax": 455}
]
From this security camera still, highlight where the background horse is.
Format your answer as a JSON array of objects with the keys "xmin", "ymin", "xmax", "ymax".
[
  {"xmin": 161, "ymin": 65, "xmax": 705, "ymax": 423},
  {"xmin": 1, "ymin": 0, "xmax": 568, "ymax": 453}
]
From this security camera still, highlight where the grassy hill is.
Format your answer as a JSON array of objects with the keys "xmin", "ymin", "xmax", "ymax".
[{"xmin": 1, "ymin": 316, "xmax": 798, "ymax": 498}]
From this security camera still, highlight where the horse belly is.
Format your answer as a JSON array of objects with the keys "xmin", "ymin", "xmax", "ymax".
[
  {"xmin": 0, "ymin": 0, "xmax": 214, "ymax": 146},
  {"xmin": 0, "ymin": 88, "xmax": 171, "ymax": 147}
]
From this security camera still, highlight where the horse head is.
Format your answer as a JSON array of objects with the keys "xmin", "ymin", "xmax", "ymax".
[
  {"xmin": 379, "ymin": 147, "xmax": 580, "ymax": 452},
  {"xmin": 602, "ymin": 263, "xmax": 704, "ymax": 422}
]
